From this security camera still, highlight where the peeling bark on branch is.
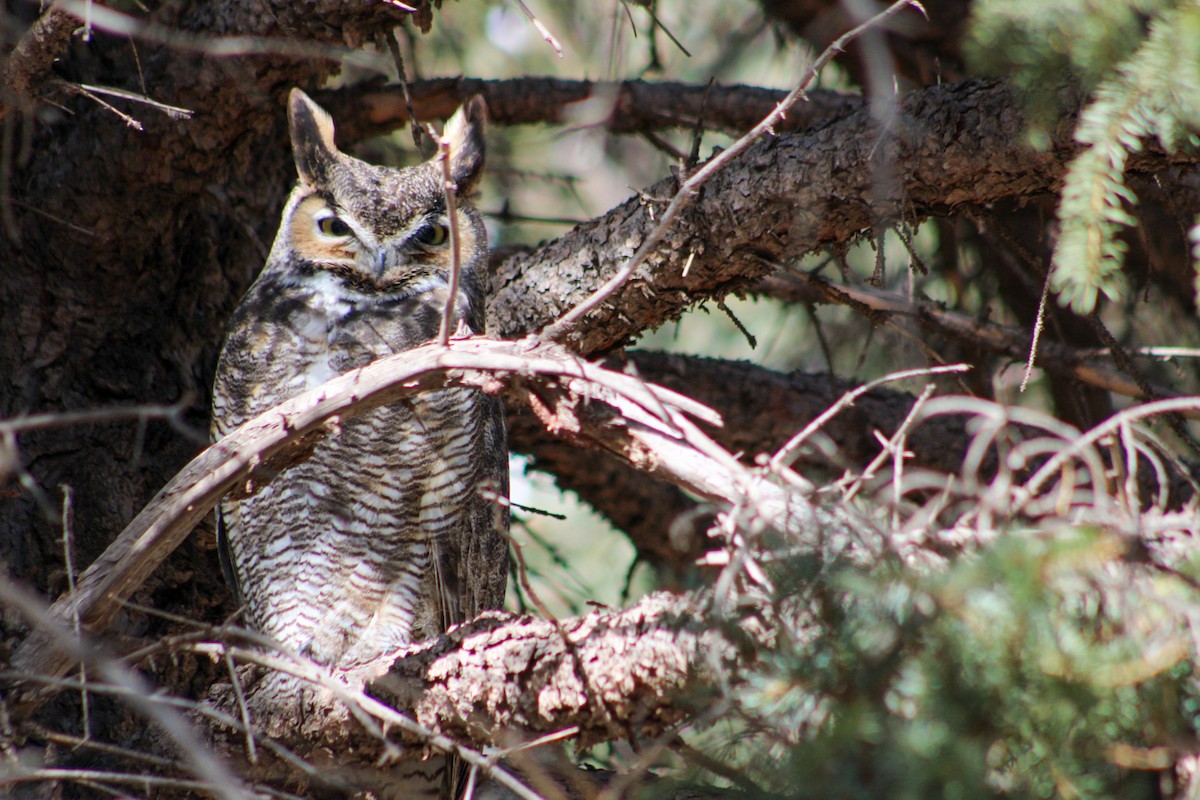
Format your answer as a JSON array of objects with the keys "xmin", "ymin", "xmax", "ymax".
[
  {"xmin": 374, "ymin": 593, "xmax": 724, "ymax": 747},
  {"xmin": 196, "ymin": 593, "xmax": 745, "ymax": 797}
]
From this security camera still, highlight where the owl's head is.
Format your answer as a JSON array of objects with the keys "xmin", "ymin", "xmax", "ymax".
[{"xmin": 276, "ymin": 89, "xmax": 487, "ymax": 296}]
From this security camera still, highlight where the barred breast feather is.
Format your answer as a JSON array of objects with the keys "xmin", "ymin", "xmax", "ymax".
[{"xmin": 213, "ymin": 265, "xmax": 508, "ymax": 678}]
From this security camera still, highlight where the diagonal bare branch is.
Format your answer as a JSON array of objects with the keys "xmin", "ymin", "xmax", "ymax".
[
  {"xmin": 757, "ymin": 270, "xmax": 1191, "ymax": 407},
  {"xmin": 486, "ymin": 78, "xmax": 1200, "ymax": 356},
  {"xmin": 8, "ymin": 336, "xmax": 864, "ymax": 696},
  {"xmin": 539, "ymin": 0, "xmax": 926, "ymax": 342}
]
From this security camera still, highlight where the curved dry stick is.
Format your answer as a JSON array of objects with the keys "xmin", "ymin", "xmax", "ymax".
[
  {"xmin": 10, "ymin": 336, "xmax": 852, "ymax": 690},
  {"xmin": 372, "ymin": 593, "xmax": 718, "ymax": 746},
  {"xmin": 768, "ymin": 363, "xmax": 971, "ymax": 475},
  {"xmin": 1014, "ymin": 396, "xmax": 1200, "ymax": 506}
]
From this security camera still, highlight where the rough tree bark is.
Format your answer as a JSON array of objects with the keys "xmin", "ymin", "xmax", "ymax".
[
  {"xmin": 488, "ymin": 78, "xmax": 1197, "ymax": 355},
  {"xmin": 3, "ymin": 1, "xmax": 1200, "ymax": 797}
]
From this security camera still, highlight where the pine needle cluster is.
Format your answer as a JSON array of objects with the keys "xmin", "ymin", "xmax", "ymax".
[{"xmin": 968, "ymin": 0, "xmax": 1200, "ymax": 314}]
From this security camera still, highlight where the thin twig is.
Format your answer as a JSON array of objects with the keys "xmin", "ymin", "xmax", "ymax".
[
  {"xmin": 640, "ymin": 3, "xmax": 692, "ymax": 58},
  {"xmin": 483, "ymin": 206, "xmax": 585, "ymax": 226},
  {"xmin": 1020, "ymin": 266, "xmax": 1053, "ymax": 392},
  {"xmin": 61, "ymin": 485, "xmax": 90, "ymax": 742},
  {"xmin": 840, "ymin": 383, "xmax": 938, "ymax": 509},
  {"xmin": 1089, "ymin": 311, "xmax": 1200, "ymax": 457},
  {"xmin": 492, "ymin": 726, "xmax": 582, "ymax": 757},
  {"xmin": 53, "ymin": 81, "xmax": 145, "ymax": 130},
  {"xmin": 433, "ymin": 124, "xmax": 463, "ymax": 346},
  {"xmin": 11, "ymin": 666, "xmax": 337, "ymax": 796},
  {"xmin": 9, "ymin": 197, "xmax": 98, "ymax": 237},
  {"xmin": 225, "ymin": 648, "xmax": 258, "ymax": 764},
  {"xmin": 541, "ymin": 0, "xmax": 924, "ymax": 342},
  {"xmin": 0, "ymin": 399, "xmax": 192, "ymax": 436},
  {"xmin": 769, "ymin": 364, "xmax": 969, "ymax": 475},
  {"xmin": 0, "ymin": 769, "xmax": 245, "ymax": 795},
  {"xmin": 383, "ymin": 28, "xmax": 426, "ymax": 153},
  {"xmin": 594, "ymin": 721, "xmax": 686, "ymax": 800},
  {"xmin": 52, "ymin": 80, "xmax": 193, "ymax": 119},
  {"xmin": 38, "ymin": 730, "xmax": 173, "ymax": 769},
  {"xmin": 512, "ymin": 0, "xmax": 563, "ymax": 57}
]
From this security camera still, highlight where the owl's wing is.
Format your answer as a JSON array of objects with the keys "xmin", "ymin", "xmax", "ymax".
[
  {"xmin": 434, "ymin": 393, "xmax": 510, "ymax": 633},
  {"xmin": 470, "ymin": 394, "xmax": 511, "ymax": 613}
]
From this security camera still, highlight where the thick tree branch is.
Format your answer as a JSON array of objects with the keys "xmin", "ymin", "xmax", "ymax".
[
  {"xmin": 0, "ymin": 0, "xmax": 418, "ymax": 121},
  {"xmin": 192, "ymin": 592, "xmax": 752, "ymax": 797},
  {"xmin": 537, "ymin": 0, "xmax": 921, "ymax": 344},
  {"xmin": 0, "ymin": 8, "xmax": 79, "ymax": 122},
  {"xmin": 205, "ymin": 594, "xmax": 729, "ymax": 753},
  {"xmin": 486, "ymin": 78, "xmax": 1200, "ymax": 356},
  {"xmin": 373, "ymin": 593, "xmax": 725, "ymax": 747},
  {"xmin": 320, "ymin": 77, "xmax": 865, "ymax": 143}
]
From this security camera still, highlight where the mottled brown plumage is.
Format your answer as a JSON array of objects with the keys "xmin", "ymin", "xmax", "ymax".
[{"xmin": 211, "ymin": 89, "xmax": 508, "ymax": 695}]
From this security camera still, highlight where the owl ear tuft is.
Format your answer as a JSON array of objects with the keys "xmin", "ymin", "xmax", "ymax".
[
  {"xmin": 288, "ymin": 88, "xmax": 340, "ymax": 187},
  {"xmin": 442, "ymin": 96, "xmax": 487, "ymax": 195}
]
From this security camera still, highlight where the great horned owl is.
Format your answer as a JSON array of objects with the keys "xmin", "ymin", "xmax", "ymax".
[{"xmin": 211, "ymin": 89, "xmax": 508, "ymax": 683}]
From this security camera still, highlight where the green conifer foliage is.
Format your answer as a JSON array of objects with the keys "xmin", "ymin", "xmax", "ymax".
[
  {"xmin": 694, "ymin": 530, "xmax": 1198, "ymax": 799},
  {"xmin": 969, "ymin": 0, "xmax": 1200, "ymax": 314}
]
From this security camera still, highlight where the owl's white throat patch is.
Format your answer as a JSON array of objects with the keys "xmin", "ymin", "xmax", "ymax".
[
  {"xmin": 299, "ymin": 269, "xmax": 358, "ymax": 316},
  {"xmin": 293, "ymin": 270, "xmax": 354, "ymax": 390}
]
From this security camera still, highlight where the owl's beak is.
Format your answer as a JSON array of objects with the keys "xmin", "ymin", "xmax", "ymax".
[{"xmin": 375, "ymin": 250, "xmax": 389, "ymax": 278}]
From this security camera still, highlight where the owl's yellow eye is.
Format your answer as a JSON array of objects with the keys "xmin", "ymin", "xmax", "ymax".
[
  {"xmin": 413, "ymin": 222, "xmax": 449, "ymax": 248},
  {"xmin": 317, "ymin": 215, "xmax": 352, "ymax": 238}
]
